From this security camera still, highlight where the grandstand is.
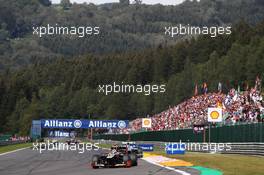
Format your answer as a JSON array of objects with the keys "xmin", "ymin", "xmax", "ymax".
[{"xmin": 119, "ymin": 85, "xmax": 263, "ymax": 134}]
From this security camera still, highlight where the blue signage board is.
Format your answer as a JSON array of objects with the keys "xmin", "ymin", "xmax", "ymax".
[
  {"xmin": 31, "ymin": 120, "xmax": 42, "ymax": 139},
  {"xmin": 138, "ymin": 144, "xmax": 154, "ymax": 152},
  {"xmin": 165, "ymin": 143, "xmax": 185, "ymax": 155},
  {"xmin": 129, "ymin": 144, "xmax": 137, "ymax": 148},
  {"xmin": 41, "ymin": 119, "xmax": 129, "ymax": 129},
  {"xmin": 49, "ymin": 131, "xmax": 70, "ymax": 137}
]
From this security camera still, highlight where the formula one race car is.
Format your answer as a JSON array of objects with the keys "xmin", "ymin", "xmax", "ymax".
[
  {"xmin": 65, "ymin": 139, "xmax": 79, "ymax": 145},
  {"xmin": 132, "ymin": 146, "xmax": 143, "ymax": 158},
  {"xmin": 91, "ymin": 145, "xmax": 138, "ymax": 169},
  {"xmin": 120, "ymin": 143, "xmax": 143, "ymax": 158}
]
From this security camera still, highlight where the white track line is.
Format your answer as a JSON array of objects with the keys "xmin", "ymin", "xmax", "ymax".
[
  {"xmin": 0, "ymin": 147, "xmax": 30, "ymax": 156},
  {"xmin": 142, "ymin": 158, "xmax": 191, "ymax": 175}
]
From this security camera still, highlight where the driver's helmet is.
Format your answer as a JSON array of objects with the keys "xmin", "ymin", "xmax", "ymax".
[{"xmin": 111, "ymin": 144, "xmax": 118, "ymax": 150}]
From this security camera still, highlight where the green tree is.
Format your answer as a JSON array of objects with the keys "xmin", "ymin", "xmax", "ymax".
[{"xmin": 61, "ymin": 0, "xmax": 71, "ymax": 10}]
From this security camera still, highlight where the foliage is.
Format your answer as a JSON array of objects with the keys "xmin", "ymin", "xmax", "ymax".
[
  {"xmin": 1, "ymin": 21, "xmax": 264, "ymax": 134},
  {"xmin": 1, "ymin": 0, "xmax": 264, "ymax": 69}
]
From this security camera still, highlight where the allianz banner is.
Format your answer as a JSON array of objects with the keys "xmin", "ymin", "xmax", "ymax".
[
  {"xmin": 41, "ymin": 119, "xmax": 129, "ymax": 129},
  {"xmin": 138, "ymin": 144, "xmax": 154, "ymax": 152}
]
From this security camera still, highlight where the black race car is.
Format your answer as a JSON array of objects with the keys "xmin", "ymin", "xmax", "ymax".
[
  {"xmin": 132, "ymin": 146, "xmax": 143, "ymax": 158},
  {"xmin": 91, "ymin": 145, "xmax": 138, "ymax": 169},
  {"xmin": 66, "ymin": 139, "xmax": 79, "ymax": 145},
  {"xmin": 120, "ymin": 144, "xmax": 143, "ymax": 158}
]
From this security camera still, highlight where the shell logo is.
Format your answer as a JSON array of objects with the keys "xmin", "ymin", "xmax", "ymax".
[
  {"xmin": 208, "ymin": 108, "xmax": 222, "ymax": 122},
  {"xmin": 210, "ymin": 111, "xmax": 220, "ymax": 119},
  {"xmin": 142, "ymin": 118, "xmax": 152, "ymax": 128},
  {"xmin": 144, "ymin": 120, "xmax": 150, "ymax": 126}
]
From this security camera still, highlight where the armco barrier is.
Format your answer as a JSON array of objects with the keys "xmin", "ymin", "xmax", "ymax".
[
  {"xmin": 0, "ymin": 140, "xmax": 28, "ymax": 146},
  {"xmin": 93, "ymin": 123, "xmax": 264, "ymax": 142},
  {"xmin": 223, "ymin": 143, "xmax": 264, "ymax": 155},
  {"xmin": 97, "ymin": 140, "xmax": 264, "ymax": 156},
  {"xmin": 143, "ymin": 142, "xmax": 264, "ymax": 156}
]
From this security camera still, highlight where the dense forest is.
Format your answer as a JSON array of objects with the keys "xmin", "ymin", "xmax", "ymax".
[
  {"xmin": 1, "ymin": 0, "xmax": 264, "ymax": 69},
  {"xmin": 0, "ymin": 21, "xmax": 264, "ymax": 134},
  {"xmin": 0, "ymin": 0, "xmax": 264, "ymax": 135}
]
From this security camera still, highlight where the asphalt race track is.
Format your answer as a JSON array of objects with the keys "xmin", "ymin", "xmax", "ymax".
[{"xmin": 0, "ymin": 148, "xmax": 199, "ymax": 175}]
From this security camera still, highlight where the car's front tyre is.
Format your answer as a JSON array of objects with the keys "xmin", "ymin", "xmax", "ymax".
[{"xmin": 91, "ymin": 155, "xmax": 100, "ymax": 169}]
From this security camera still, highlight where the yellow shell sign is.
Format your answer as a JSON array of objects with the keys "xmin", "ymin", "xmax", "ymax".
[
  {"xmin": 208, "ymin": 108, "xmax": 222, "ymax": 122},
  {"xmin": 210, "ymin": 111, "xmax": 220, "ymax": 119},
  {"xmin": 144, "ymin": 119, "xmax": 150, "ymax": 126},
  {"xmin": 142, "ymin": 118, "xmax": 152, "ymax": 128}
]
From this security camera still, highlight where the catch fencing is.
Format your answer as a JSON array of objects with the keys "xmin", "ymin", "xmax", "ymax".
[{"xmin": 93, "ymin": 123, "xmax": 264, "ymax": 142}]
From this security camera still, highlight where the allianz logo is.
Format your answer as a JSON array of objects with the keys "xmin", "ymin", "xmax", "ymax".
[
  {"xmin": 44, "ymin": 120, "xmax": 82, "ymax": 128},
  {"xmin": 88, "ymin": 120, "xmax": 126, "ymax": 129}
]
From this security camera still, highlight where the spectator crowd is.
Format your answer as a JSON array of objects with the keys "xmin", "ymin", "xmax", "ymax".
[{"xmin": 119, "ymin": 83, "xmax": 264, "ymax": 134}]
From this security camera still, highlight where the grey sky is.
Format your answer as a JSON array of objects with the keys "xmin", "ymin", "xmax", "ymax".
[{"xmin": 51, "ymin": 0, "xmax": 187, "ymax": 5}]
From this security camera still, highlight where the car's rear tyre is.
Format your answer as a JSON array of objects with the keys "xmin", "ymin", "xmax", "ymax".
[
  {"xmin": 130, "ymin": 153, "xmax": 137, "ymax": 166},
  {"xmin": 123, "ymin": 155, "xmax": 132, "ymax": 168},
  {"xmin": 125, "ymin": 160, "xmax": 132, "ymax": 168}
]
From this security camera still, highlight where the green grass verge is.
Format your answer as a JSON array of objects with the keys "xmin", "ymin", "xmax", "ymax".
[
  {"xmin": 98, "ymin": 143, "xmax": 112, "ymax": 149},
  {"xmin": 155, "ymin": 151, "xmax": 264, "ymax": 175},
  {"xmin": 0, "ymin": 142, "xmax": 32, "ymax": 154}
]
